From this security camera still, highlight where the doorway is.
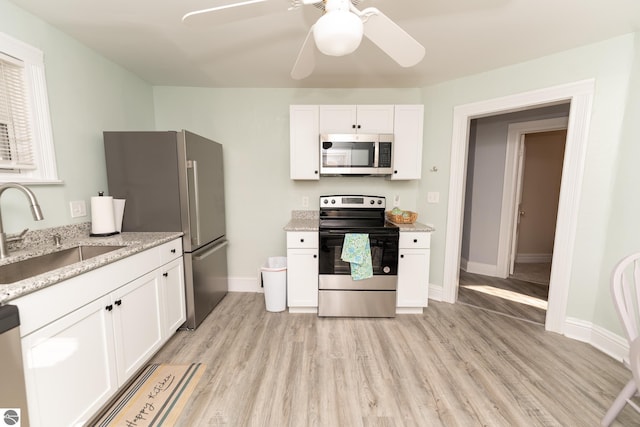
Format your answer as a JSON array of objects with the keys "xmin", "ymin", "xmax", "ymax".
[
  {"xmin": 458, "ymin": 110, "xmax": 568, "ymax": 324},
  {"xmin": 510, "ymin": 129, "xmax": 566, "ymax": 284},
  {"xmin": 442, "ymin": 79, "xmax": 595, "ymax": 333}
]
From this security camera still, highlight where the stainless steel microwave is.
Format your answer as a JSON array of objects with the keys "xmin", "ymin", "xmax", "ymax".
[{"xmin": 320, "ymin": 133, "xmax": 394, "ymax": 176}]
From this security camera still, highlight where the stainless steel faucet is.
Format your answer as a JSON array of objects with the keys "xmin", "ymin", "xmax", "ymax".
[{"xmin": 0, "ymin": 183, "xmax": 44, "ymax": 258}]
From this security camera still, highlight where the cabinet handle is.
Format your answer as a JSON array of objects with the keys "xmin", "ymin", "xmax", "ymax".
[
  {"xmin": 163, "ymin": 272, "xmax": 169, "ymax": 277},
  {"xmin": 300, "ymin": 238, "xmax": 304, "ymax": 242},
  {"xmin": 401, "ymin": 254, "xmax": 404, "ymax": 258},
  {"xmin": 357, "ymin": 124, "xmax": 361, "ymax": 129},
  {"xmin": 413, "ymin": 239, "xmax": 418, "ymax": 243},
  {"xmin": 170, "ymin": 248, "xmax": 176, "ymax": 254},
  {"xmin": 352, "ymin": 124, "xmax": 356, "ymax": 129},
  {"xmin": 314, "ymin": 170, "xmax": 318, "ymax": 174},
  {"xmin": 313, "ymin": 254, "xmax": 317, "ymax": 258},
  {"xmin": 394, "ymin": 170, "xmax": 398, "ymax": 174},
  {"xmin": 114, "ymin": 299, "xmax": 122, "ymax": 306},
  {"xmin": 105, "ymin": 304, "xmax": 113, "ymax": 311}
]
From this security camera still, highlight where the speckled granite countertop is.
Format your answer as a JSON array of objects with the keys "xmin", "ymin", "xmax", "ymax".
[
  {"xmin": 390, "ymin": 222, "xmax": 435, "ymax": 232},
  {"xmin": 283, "ymin": 210, "xmax": 319, "ymax": 231},
  {"xmin": 284, "ymin": 210, "xmax": 435, "ymax": 232},
  {"xmin": 0, "ymin": 223, "xmax": 182, "ymax": 304}
]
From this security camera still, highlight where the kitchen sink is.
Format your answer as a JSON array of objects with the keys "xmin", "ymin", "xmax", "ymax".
[{"xmin": 0, "ymin": 245, "xmax": 126, "ymax": 284}]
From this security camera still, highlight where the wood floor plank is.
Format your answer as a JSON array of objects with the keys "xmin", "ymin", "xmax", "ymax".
[{"xmin": 151, "ymin": 293, "xmax": 640, "ymax": 426}]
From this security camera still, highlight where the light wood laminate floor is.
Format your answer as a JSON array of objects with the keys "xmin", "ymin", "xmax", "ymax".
[
  {"xmin": 458, "ymin": 270, "xmax": 549, "ymax": 325},
  {"xmin": 151, "ymin": 293, "xmax": 639, "ymax": 426}
]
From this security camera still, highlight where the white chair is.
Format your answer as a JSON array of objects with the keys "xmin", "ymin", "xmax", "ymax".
[{"xmin": 602, "ymin": 253, "xmax": 640, "ymax": 426}]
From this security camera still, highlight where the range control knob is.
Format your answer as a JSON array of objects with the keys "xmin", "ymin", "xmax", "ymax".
[
  {"xmin": 377, "ymin": 200, "xmax": 383, "ymax": 205},
  {"xmin": 370, "ymin": 200, "xmax": 375, "ymax": 205},
  {"xmin": 323, "ymin": 199, "xmax": 328, "ymax": 204},
  {"xmin": 331, "ymin": 199, "xmax": 336, "ymax": 204}
]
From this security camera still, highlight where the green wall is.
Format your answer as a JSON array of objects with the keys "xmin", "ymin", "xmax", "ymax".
[
  {"xmin": 0, "ymin": 0, "xmax": 155, "ymax": 230},
  {"xmin": 152, "ymin": 88, "xmax": 423, "ymax": 284},
  {"xmin": 417, "ymin": 34, "xmax": 637, "ymax": 333}
]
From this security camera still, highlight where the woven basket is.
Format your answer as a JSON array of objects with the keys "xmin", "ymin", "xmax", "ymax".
[{"xmin": 386, "ymin": 210, "xmax": 418, "ymax": 224}]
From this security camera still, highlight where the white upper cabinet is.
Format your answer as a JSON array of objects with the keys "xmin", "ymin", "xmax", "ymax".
[
  {"xmin": 290, "ymin": 104, "xmax": 423, "ymax": 180},
  {"xmin": 388, "ymin": 105, "xmax": 424, "ymax": 180},
  {"xmin": 290, "ymin": 105, "xmax": 320, "ymax": 180},
  {"xmin": 319, "ymin": 105, "xmax": 395, "ymax": 134}
]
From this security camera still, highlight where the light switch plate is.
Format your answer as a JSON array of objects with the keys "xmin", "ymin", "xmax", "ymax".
[
  {"xmin": 70, "ymin": 200, "xmax": 87, "ymax": 218},
  {"xmin": 427, "ymin": 192, "xmax": 440, "ymax": 204},
  {"xmin": 302, "ymin": 196, "xmax": 309, "ymax": 208}
]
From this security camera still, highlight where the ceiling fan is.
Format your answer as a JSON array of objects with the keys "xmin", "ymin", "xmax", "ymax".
[{"xmin": 182, "ymin": 0, "xmax": 426, "ymax": 80}]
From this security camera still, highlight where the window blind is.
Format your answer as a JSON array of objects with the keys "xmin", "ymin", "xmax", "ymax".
[{"xmin": 0, "ymin": 52, "xmax": 35, "ymax": 170}]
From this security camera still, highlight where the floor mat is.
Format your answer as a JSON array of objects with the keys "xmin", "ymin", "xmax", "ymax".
[{"xmin": 94, "ymin": 363, "xmax": 205, "ymax": 427}]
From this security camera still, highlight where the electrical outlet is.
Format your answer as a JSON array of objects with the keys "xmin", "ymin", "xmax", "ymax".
[
  {"xmin": 302, "ymin": 196, "xmax": 309, "ymax": 208},
  {"xmin": 427, "ymin": 192, "xmax": 440, "ymax": 204},
  {"xmin": 393, "ymin": 195, "xmax": 400, "ymax": 207},
  {"xmin": 70, "ymin": 200, "xmax": 87, "ymax": 218}
]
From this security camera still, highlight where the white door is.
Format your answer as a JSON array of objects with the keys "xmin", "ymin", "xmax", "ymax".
[{"xmin": 509, "ymin": 137, "xmax": 526, "ymax": 275}]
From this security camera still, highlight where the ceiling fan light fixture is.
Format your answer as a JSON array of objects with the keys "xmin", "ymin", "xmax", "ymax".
[{"xmin": 313, "ymin": 10, "xmax": 363, "ymax": 56}]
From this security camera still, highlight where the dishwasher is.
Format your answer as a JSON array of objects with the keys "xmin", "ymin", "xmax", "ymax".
[{"xmin": 0, "ymin": 304, "xmax": 30, "ymax": 426}]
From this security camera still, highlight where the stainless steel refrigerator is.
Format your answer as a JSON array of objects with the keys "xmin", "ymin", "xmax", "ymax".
[{"xmin": 103, "ymin": 130, "xmax": 228, "ymax": 329}]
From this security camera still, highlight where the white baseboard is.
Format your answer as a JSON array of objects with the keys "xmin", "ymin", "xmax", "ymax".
[
  {"xmin": 229, "ymin": 276, "xmax": 263, "ymax": 293},
  {"xmin": 515, "ymin": 253, "xmax": 553, "ymax": 263},
  {"xmin": 564, "ymin": 317, "xmax": 628, "ymax": 362},
  {"xmin": 428, "ymin": 284, "xmax": 443, "ymax": 302}
]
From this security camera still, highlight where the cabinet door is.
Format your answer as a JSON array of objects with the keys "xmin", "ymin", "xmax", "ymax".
[
  {"xmin": 287, "ymin": 248, "xmax": 318, "ymax": 307},
  {"xmin": 397, "ymin": 249, "xmax": 430, "ymax": 308},
  {"xmin": 111, "ymin": 270, "xmax": 163, "ymax": 385},
  {"xmin": 161, "ymin": 258, "xmax": 187, "ymax": 338},
  {"xmin": 319, "ymin": 105, "xmax": 394, "ymax": 133},
  {"xmin": 290, "ymin": 105, "xmax": 320, "ymax": 180},
  {"xmin": 319, "ymin": 105, "xmax": 357, "ymax": 133},
  {"xmin": 22, "ymin": 295, "xmax": 118, "ymax": 427},
  {"xmin": 389, "ymin": 105, "xmax": 424, "ymax": 180},
  {"xmin": 356, "ymin": 105, "xmax": 395, "ymax": 133}
]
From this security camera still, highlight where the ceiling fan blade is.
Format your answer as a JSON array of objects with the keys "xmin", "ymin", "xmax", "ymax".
[
  {"xmin": 291, "ymin": 26, "xmax": 316, "ymax": 80},
  {"xmin": 182, "ymin": 0, "xmax": 269, "ymax": 25},
  {"xmin": 361, "ymin": 8, "xmax": 425, "ymax": 67}
]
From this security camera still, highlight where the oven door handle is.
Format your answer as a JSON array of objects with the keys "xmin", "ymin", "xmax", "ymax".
[{"xmin": 320, "ymin": 230, "xmax": 399, "ymax": 237}]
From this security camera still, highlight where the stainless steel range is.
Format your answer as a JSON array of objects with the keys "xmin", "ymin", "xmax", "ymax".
[{"xmin": 318, "ymin": 195, "xmax": 399, "ymax": 317}]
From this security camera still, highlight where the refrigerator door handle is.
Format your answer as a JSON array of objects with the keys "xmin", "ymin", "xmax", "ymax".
[
  {"xmin": 188, "ymin": 159, "xmax": 202, "ymax": 246},
  {"xmin": 194, "ymin": 240, "xmax": 229, "ymax": 261}
]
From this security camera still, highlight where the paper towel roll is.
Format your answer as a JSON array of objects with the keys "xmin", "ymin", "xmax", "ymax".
[
  {"xmin": 91, "ymin": 196, "xmax": 116, "ymax": 235},
  {"xmin": 113, "ymin": 199, "xmax": 126, "ymax": 232}
]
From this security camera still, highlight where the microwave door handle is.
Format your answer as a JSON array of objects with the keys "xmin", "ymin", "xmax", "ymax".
[
  {"xmin": 373, "ymin": 141, "xmax": 380, "ymax": 167},
  {"xmin": 187, "ymin": 159, "xmax": 201, "ymax": 246}
]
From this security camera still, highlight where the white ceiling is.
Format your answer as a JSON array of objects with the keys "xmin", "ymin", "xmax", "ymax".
[{"xmin": 8, "ymin": 0, "xmax": 640, "ymax": 88}]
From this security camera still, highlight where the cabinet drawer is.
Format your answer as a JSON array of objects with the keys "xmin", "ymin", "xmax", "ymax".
[
  {"xmin": 287, "ymin": 232, "xmax": 318, "ymax": 248},
  {"xmin": 399, "ymin": 232, "xmax": 431, "ymax": 249},
  {"xmin": 159, "ymin": 238, "xmax": 183, "ymax": 265}
]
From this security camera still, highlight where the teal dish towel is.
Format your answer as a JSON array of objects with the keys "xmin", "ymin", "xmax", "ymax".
[{"xmin": 340, "ymin": 233, "xmax": 373, "ymax": 280}]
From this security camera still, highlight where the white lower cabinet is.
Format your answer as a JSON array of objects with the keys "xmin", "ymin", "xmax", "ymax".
[
  {"xmin": 16, "ymin": 238, "xmax": 185, "ymax": 427},
  {"xmin": 396, "ymin": 232, "xmax": 431, "ymax": 313},
  {"xmin": 286, "ymin": 231, "xmax": 318, "ymax": 312},
  {"xmin": 111, "ymin": 270, "xmax": 164, "ymax": 383},
  {"xmin": 161, "ymin": 257, "xmax": 187, "ymax": 336},
  {"xmin": 22, "ymin": 295, "xmax": 119, "ymax": 427}
]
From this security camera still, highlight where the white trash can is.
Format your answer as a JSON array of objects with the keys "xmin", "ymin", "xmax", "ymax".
[{"xmin": 261, "ymin": 256, "xmax": 287, "ymax": 312}]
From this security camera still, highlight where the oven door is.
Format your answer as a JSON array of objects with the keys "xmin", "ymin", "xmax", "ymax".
[{"xmin": 318, "ymin": 229, "xmax": 398, "ymax": 290}]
